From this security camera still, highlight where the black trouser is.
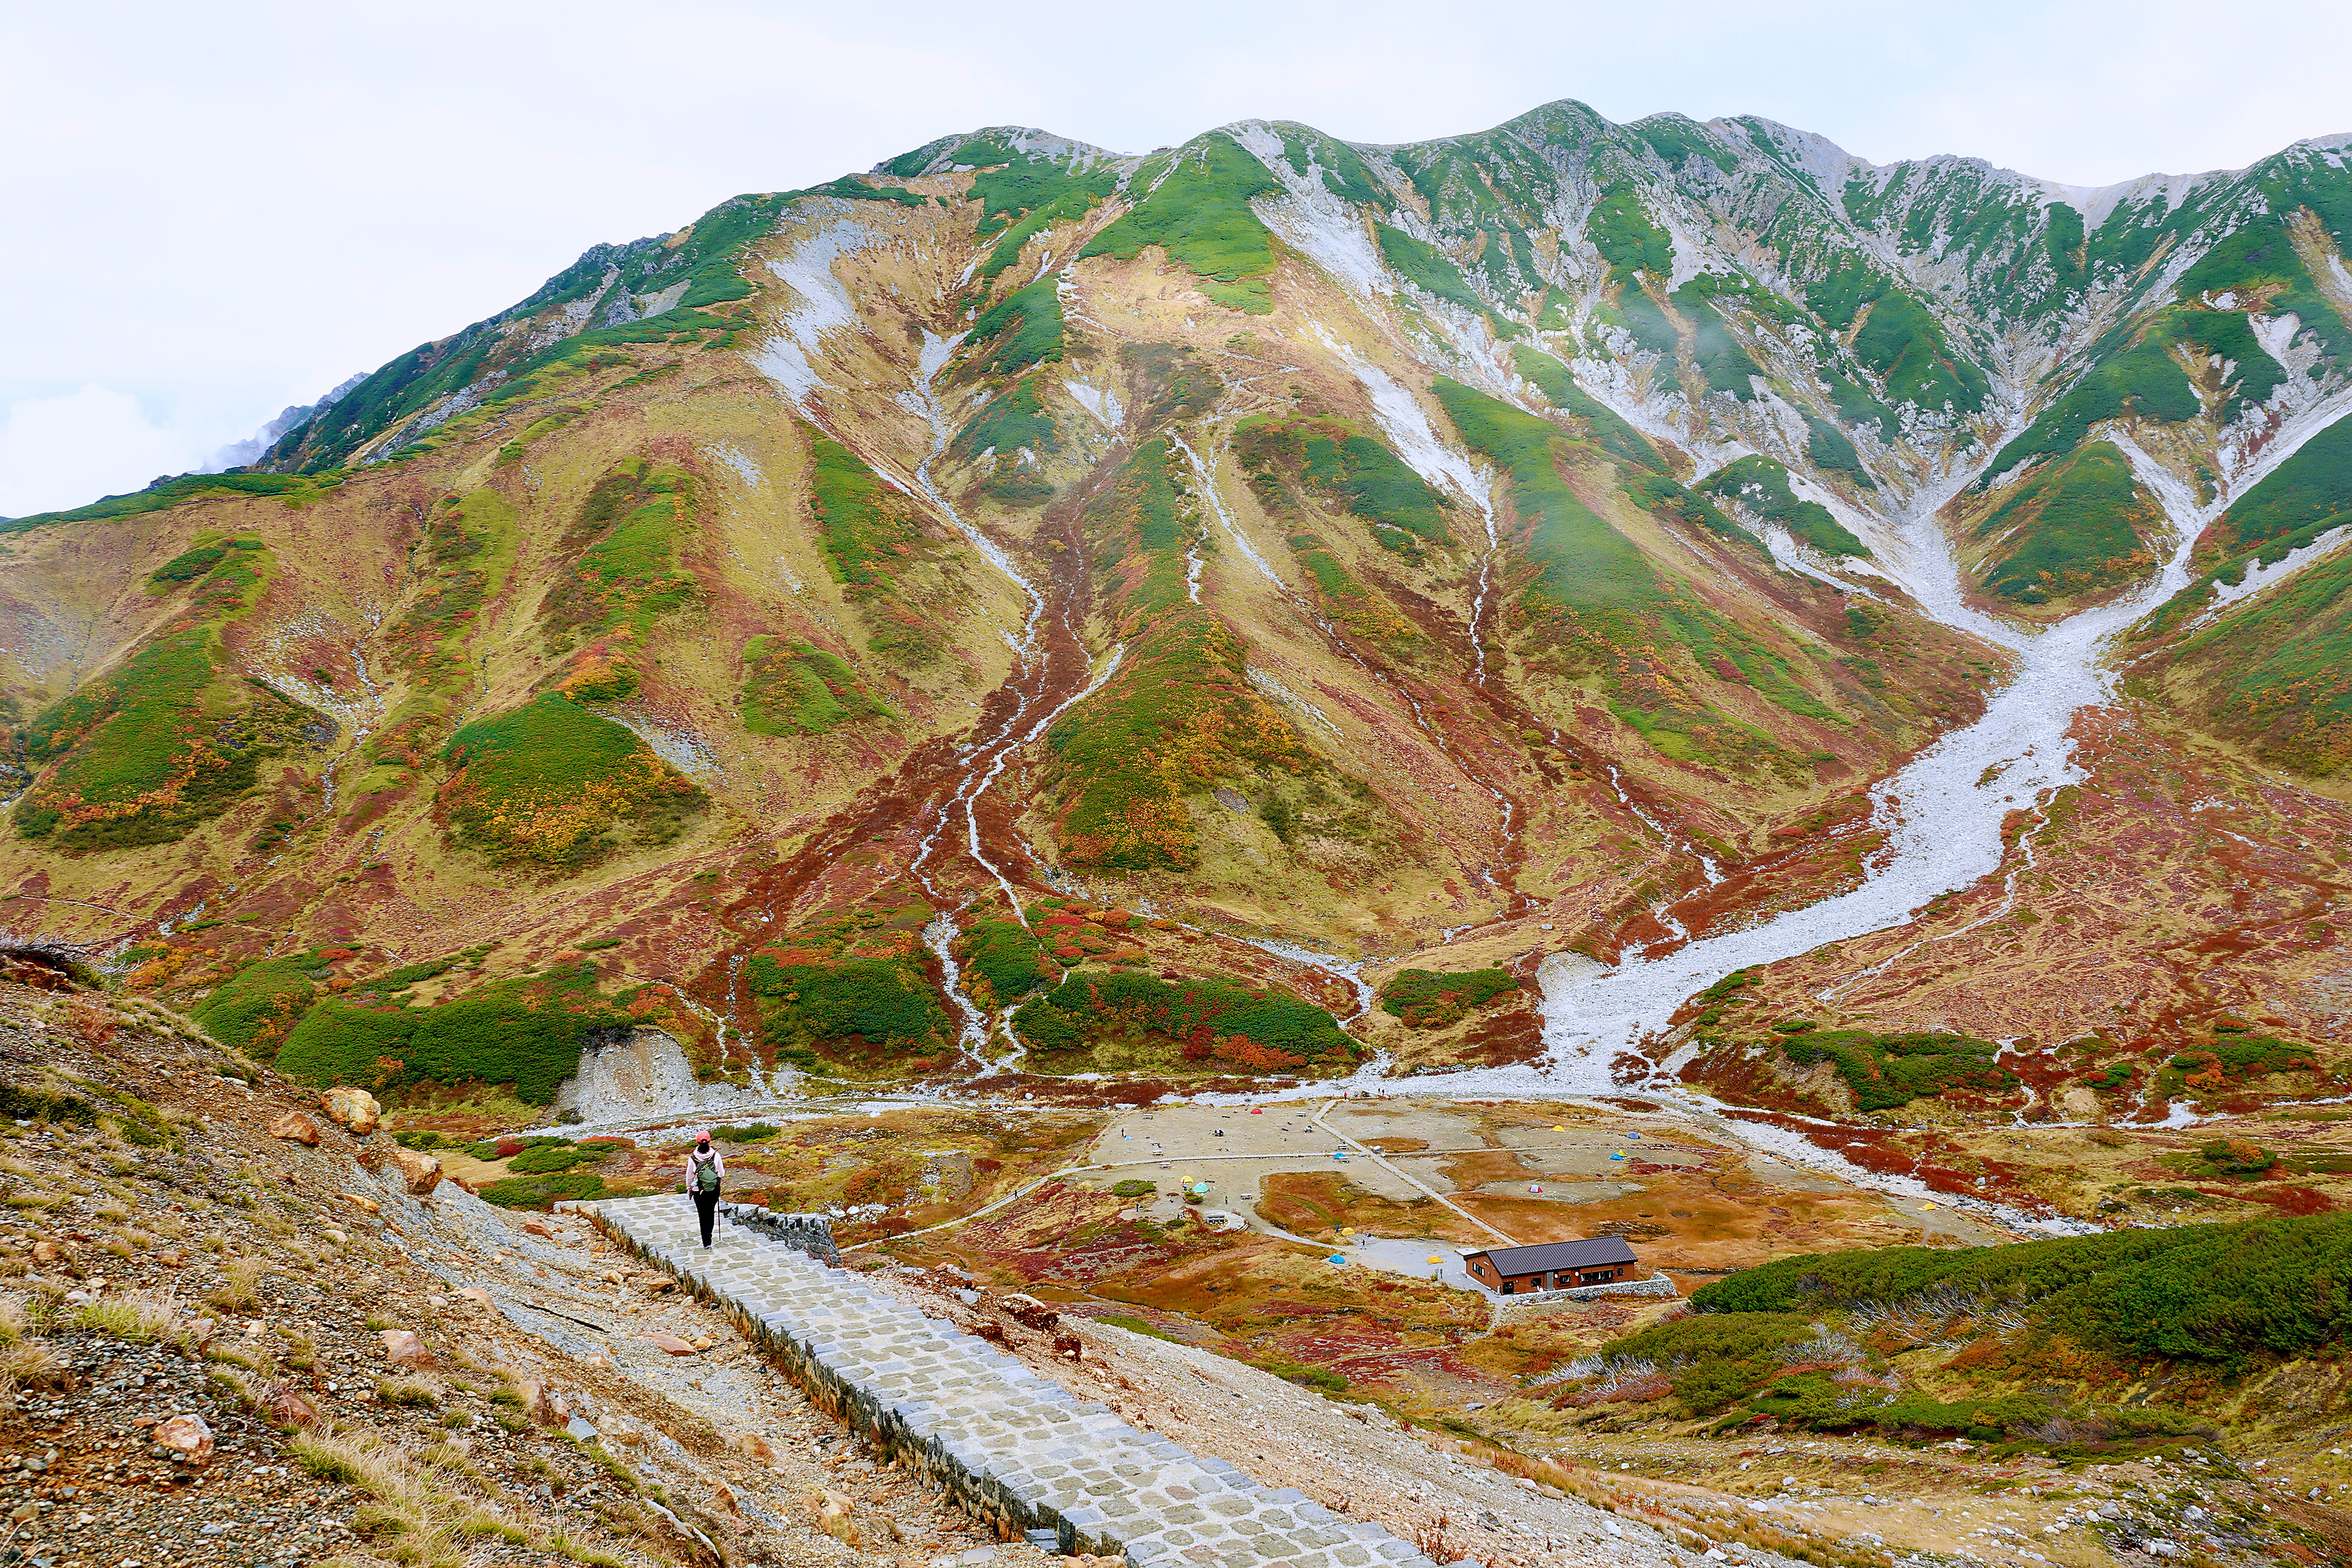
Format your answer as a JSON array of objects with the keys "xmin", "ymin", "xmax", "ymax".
[{"xmin": 693, "ymin": 1187, "xmax": 719, "ymax": 1246}]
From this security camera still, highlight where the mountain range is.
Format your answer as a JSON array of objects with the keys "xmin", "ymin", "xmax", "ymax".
[{"xmin": 2, "ymin": 99, "xmax": 2347, "ymax": 1123}]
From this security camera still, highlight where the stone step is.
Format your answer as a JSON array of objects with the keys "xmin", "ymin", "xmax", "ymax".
[{"xmin": 589, "ymin": 1194, "xmax": 1441, "ymax": 1568}]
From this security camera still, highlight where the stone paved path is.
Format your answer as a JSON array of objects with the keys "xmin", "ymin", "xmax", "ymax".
[{"xmin": 589, "ymin": 1194, "xmax": 1442, "ymax": 1568}]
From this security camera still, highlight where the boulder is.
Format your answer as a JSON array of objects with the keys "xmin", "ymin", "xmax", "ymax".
[
  {"xmin": 459, "ymin": 1287, "xmax": 494, "ymax": 1310},
  {"xmin": 267, "ymin": 1112, "xmax": 321, "ymax": 1147},
  {"xmin": 642, "ymin": 1331, "xmax": 698, "ymax": 1356},
  {"xmin": 319, "ymin": 1088, "xmax": 381, "ymax": 1135},
  {"xmin": 152, "ymin": 1413, "xmax": 214, "ymax": 1467},
  {"xmin": 379, "ymin": 1328, "xmax": 434, "ymax": 1370},
  {"xmin": 737, "ymin": 1433, "xmax": 777, "ymax": 1465},
  {"xmin": 1002, "ymin": 1293, "xmax": 1059, "ymax": 1330},
  {"xmin": 386, "ymin": 1146, "xmax": 443, "ymax": 1196},
  {"xmin": 511, "ymin": 1378, "xmax": 566, "ymax": 1426},
  {"xmin": 521, "ymin": 1219, "xmax": 554, "ymax": 1240},
  {"xmin": 338, "ymin": 1192, "xmax": 381, "ymax": 1215}
]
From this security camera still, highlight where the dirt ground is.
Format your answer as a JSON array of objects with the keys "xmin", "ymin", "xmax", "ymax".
[{"xmin": 0, "ymin": 981, "xmax": 1064, "ymax": 1568}]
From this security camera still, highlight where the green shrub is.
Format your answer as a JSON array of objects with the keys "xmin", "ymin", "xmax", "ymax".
[
  {"xmin": 1435, "ymin": 379, "xmax": 1837, "ymax": 752},
  {"xmin": 1011, "ymin": 970, "xmax": 1348, "ymax": 1070},
  {"xmin": 2198, "ymin": 1138, "xmax": 2278, "ymax": 1175},
  {"xmin": 18, "ymin": 543, "xmax": 324, "ymax": 850},
  {"xmin": 739, "ymin": 636, "xmax": 894, "ymax": 737},
  {"xmin": 1040, "ymin": 601, "xmax": 1312, "ymax": 873},
  {"xmin": 950, "ymin": 377, "xmax": 1057, "ymax": 462},
  {"xmin": 1508, "ymin": 347, "xmax": 1661, "ymax": 469},
  {"xmin": 1079, "ymin": 134, "xmax": 1280, "ymax": 312},
  {"xmin": 1984, "ymin": 320, "xmax": 2203, "ymax": 480},
  {"xmin": 1379, "ymin": 968, "xmax": 1518, "ymax": 1027},
  {"xmin": 0, "ymin": 1078, "xmax": 96, "ymax": 1125},
  {"xmin": 1235, "ymin": 416, "xmax": 1452, "ymax": 549},
  {"xmin": 5, "ymin": 474, "xmax": 315, "ymax": 535},
  {"xmin": 1256, "ymin": 1359, "xmax": 1348, "ymax": 1392},
  {"xmin": 1434, "ymin": 379, "xmax": 1654, "ymax": 613},
  {"xmin": 2176, "ymin": 218, "xmax": 2351, "ymax": 365},
  {"xmin": 439, "ymin": 695, "xmax": 704, "ymax": 870},
  {"xmin": 1375, "ymin": 225, "xmax": 1515, "ymax": 336},
  {"xmin": 952, "ymin": 137, "xmax": 1120, "ymax": 283},
  {"xmin": 479, "ymin": 1173, "xmax": 607, "ymax": 1210},
  {"xmin": 2202, "ymin": 411, "xmax": 2352, "ymax": 570},
  {"xmin": 1668, "ymin": 285, "xmax": 1763, "ymax": 399},
  {"xmin": 1803, "ymin": 414, "xmax": 1876, "ymax": 487},
  {"xmin": 1776, "ymin": 1025, "xmax": 2010, "ymax": 1110},
  {"xmin": 1615, "ymin": 289, "xmax": 1679, "ymax": 357},
  {"xmin": 1693, "ymin": 1215, "xmax": 2352, "ymax": 1365},
  {"xmin": 1805, "ymin": 258, "xmax": 1986, "ymax": 413},
  {"xmin": 275, "ymin": 963, "xmax": 645, "ymax": 1103},
  {"xmin": 960, "ymin": 920, "xmax": 1049, "ymax": 1004},
  {"xmin": 802, "ymin": 434, "xmax": 944, "ymax": 662},
  {"xmin": 1700, "ymin": 456, "xmax": 1869, "ymax": 558},
  {"xmin": 745, "ymin": 954, "xmax": 946, "ymax": 1057},
  {"xmin": 1597, "ymin": 1312, "xmax": 1815, "ymax": 1415},
  {"xmin": 2141, "ymin": 420, "xmax": 2352, "ymax": 772},
  {"xmin": 539, "ymin": 458, "xmax": 696, "ymax": 657},
  {"xmin": 1112, "ymin": 1179, "xmax": 1155, "ymax": 1197},
  {"xmin": 192, "ymin": 953, "xmax": 322, "ymax": 1059},
  {"xmin": 1586, "ymin": 189, "xmax": 1671, "ymax": 283},
  {"xmin": 1625, "ymin": 472, "xmax": 1756, "ymax": 548},
  {"xmin": 147, "ymin": 542, "xmax": 232, "ymax": 585},
  {"xmin": 358, "ymin": 957, "xmax": 460, "ymax": 995},
  {"xmin": 965, "ymin": 278, "xmax": 1067, "ymax": 375},
  {"xmin": 507, "ymin": 1140, "xmax": 594, "ymax": 1175},
  {"xmin": 1976, "ymin": 442, "xmax": 2160, "ymax": 602}
]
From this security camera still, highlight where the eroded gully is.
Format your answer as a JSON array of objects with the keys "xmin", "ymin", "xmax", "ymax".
[{"xmin": 705, "ymin": 328, "xmax": 1102, "ymax": 1079}]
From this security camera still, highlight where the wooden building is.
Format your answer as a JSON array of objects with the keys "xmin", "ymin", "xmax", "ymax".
[{"xmin": 1464, "ymin": 1236, "xmax": 1638, "ymax": 1295}]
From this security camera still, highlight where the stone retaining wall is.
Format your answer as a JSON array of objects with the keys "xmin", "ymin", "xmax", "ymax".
[
  {"xmin": 587, "ymin": 1193, "xmax": 1439, "ymax": 1568},
  {"xmin": 1490, "ymin": 1271, "xmax": 1682, "ymax": 1309},
  {"xmin": 719, "ymin": 1203, "xmax": 841, "ymax": 1266}
]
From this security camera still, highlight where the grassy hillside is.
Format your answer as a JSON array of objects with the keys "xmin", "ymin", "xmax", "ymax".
[{"xmin": 1546, "ymin": 1217, "xmax": 2352, "ymax": 1451}]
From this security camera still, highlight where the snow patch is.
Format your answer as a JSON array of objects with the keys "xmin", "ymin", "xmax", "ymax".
[
  {"xmin": 1226, "ymin": 122, "xmax": 1391, "ymax": 303},
  {"xmin": 1310, "ymin": 325, "xmax": 1492, "ymax": 521},
  {"xmin": 706, "ymin": 442, "xmax": 762, "ymax": 487},
  {"xmin": 2194, "ymin": 524, "xmax": 2352, "ymax": 626},
  {"xmin": 610, "ymin": 712, "xmax": 721, "ymax": 780},
  {"xmin": 753, "ymin": 217, "xmax": 874, "ymax": 411},
  {"xmin": 1062, "ymin": 379, "xmax": 1125, "ymax": 429}
]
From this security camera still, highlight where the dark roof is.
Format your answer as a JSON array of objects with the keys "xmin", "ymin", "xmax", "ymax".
[{"xmin": 1471, "ymin": 1236, "xmax": 1638, "ymax": 1274}]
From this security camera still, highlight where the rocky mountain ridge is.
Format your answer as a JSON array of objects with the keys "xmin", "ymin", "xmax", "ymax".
[{"xmin": 0, "ymin": 99, "xmax": 2343, "ymax": 1126}]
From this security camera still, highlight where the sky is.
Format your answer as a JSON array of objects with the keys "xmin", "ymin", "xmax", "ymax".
[{"xmin": 5, "ymin": 0, "xmax": 2350, "ymax": 517}]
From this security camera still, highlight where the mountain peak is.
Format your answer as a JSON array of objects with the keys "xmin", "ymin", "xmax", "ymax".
[{"xmin": 876, "ymin": 125, "xmax": 1120, "ymax": 179}]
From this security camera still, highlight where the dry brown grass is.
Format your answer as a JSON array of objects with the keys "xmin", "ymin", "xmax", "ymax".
[
  {"xmin": 0, "ymin": 1338, "xmax": 65, "ymax": 1399},
  {"xmin": 209, "ymin": 1255, "xmax": 263, "ymax": 1311},
  {"xmin": 76, "ymin": 1287, "xmax": 185, "ymax": 1345}
]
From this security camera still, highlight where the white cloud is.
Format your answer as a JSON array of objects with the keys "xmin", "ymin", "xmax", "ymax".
[{"xmin": 0, "ymin": 389, "xmax": 201, "ymax": 520}]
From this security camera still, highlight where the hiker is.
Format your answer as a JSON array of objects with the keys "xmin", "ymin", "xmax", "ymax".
[{"xmin": 685, "ymin": 1130, "xmax": 725, "ymax": 1247}]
